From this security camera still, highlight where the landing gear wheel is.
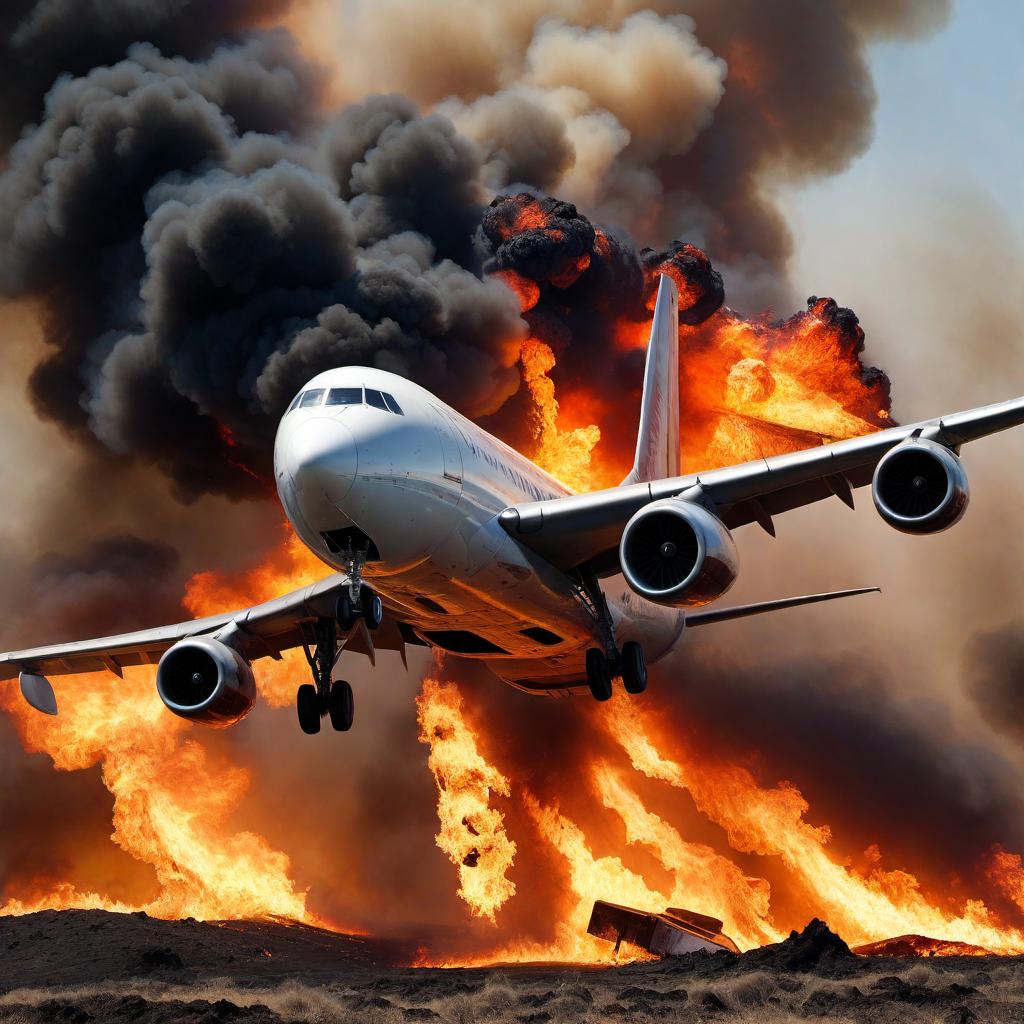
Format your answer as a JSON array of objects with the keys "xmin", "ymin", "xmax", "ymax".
[
  {"xmin": 361, "ymin": 589, "xmax": 383, "ymax": 630},
  {"xmin": 621, "ymin": 641, "xmax": 648, "ymax": 695},
  {"xmin": 336, "ymin": 593, "xmax": 357, "ymax": 631},
  {"xmin": 586, "ymin": 647, "xmax": 613, "ymax": 702},
  {"xmin": 328, "ymin": 679, "xmax": 354, "ymax": 731},
  {"xmin": 297, "ymin": 683, "xmax": 321, "ymax": 734}
]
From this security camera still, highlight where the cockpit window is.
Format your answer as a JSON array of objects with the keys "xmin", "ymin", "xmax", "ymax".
[
  {"xmin": 327, "ymin": 387, "xmax": 362, "ymax": 406},
  {"xmin": 298, "ymin": 388, "xmax": 326, "ymax": 408},
  {"xmin": 290, "ymin": 385, "xmax": 403, "ymax": 415}
]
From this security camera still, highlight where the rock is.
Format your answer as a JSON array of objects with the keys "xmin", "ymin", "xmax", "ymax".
[
  {"xmin": 133, "ymin": 946, "xmax": 185, "ymax": 972},
  {"xmin": 617, "ymin": 986, "xmax": 686, "ymax": 1003},
  {"xmin": 348, "ymin": 995, "xmax": 393, "ymax": 1010},
  {"xmin": 743, "ymin": 919, "xmax": 855, "ymax": 973},
  {"xmin": 869, "ymin": 976, "xmax": 936, "ymax": 1005},
  {"xmin": 698, "ymin": 991, "xmax": 727, "ymax": 1012},
  {"xmin": 946, "ymin": 983, "xmax": 977, "ymax": 998},
  {"xmin": 520, "ymin": 992, "xmax": 553, "ymax": 1007},
  {"xmin": 947, "ymin": 1008, "xmax": 976, "ymax": 1024},
  {"xmin": 34, "ymin": 1001, "xmax": 91, "ymax": 1023},
  {"xmin": 802, "ymin": 988, "xmax": 842, "ymax": 1014}
]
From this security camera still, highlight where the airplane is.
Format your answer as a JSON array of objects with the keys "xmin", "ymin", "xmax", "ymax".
[{"xmin": 3, "ymin": 274, "xmax": 1024, "ymax": 735}]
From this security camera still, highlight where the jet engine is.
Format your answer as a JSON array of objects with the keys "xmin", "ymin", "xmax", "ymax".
[
  {"xmin": 871, "ymin": 438, "xmax": 969, "ymax": 534},
  {"xmin": 156, "ymin": 637, "xmax": 257, "ymax": 727},
  {"xmin": 619, "ymin": 498, "xmax": 738, "ymax": 607}
]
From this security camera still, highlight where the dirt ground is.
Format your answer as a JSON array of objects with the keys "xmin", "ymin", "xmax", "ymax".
[{"xmin": 1, "ymin": 910, "xmax": 1019, "ymax": 1023}]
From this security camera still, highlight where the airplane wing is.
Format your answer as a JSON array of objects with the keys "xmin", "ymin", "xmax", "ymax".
[
  {"xmin": 0, "ymin": 573, "xmax": 411, "ymax": 683},
  {"xmin": 499, "ymin": 395, "xmax": 1024, "ymax": 573}
]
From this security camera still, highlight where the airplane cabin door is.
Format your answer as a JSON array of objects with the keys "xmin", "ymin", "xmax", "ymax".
[{"xmin": 431, "ymin": 405, "xmax": 463, "ymax": 497}]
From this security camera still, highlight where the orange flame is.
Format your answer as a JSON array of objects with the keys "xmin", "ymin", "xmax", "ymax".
[
  {"xmin": 601, "ymin": 700, "xmax": 1024, "ymax": 954},
  {"xmin": 0, "ymin": 668, "xmax": 313, "ymax": 922},
  {"xmin": 519, "ymin": 337, "xmax": 601, "ymax": 491},
  {"xmin": 415, "ymin": 674, "xmax": 517, "ymax": 923}
]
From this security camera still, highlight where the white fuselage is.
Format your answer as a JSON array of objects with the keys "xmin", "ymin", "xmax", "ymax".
[{"xmin": 273, "ymin": 367, "xmax": 682, "ymax": 693}]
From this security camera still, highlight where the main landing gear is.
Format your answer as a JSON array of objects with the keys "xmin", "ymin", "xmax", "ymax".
[
  {"xmin": 573, "ymin": 568, "xmax": 648, "ymax": 702},
  {"xmin": 296, "ymin": 541, "xmax": 381, "ymax": 734},
  {"xmin": 585, "ymin": 640, "xmax": 648, "ymax": 702}
]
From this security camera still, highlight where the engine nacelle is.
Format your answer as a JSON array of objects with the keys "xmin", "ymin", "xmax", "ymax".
[
  {"xmin": 156, "ymin": 637, "xmax": 257, "ymax": 727},
  {"xmin": 872, "ymin": 438, "xmax": 969, "ymax": 535},
  {"xmin": 620, "ymin": 498, "xmax": 739, "ymax": 607}
]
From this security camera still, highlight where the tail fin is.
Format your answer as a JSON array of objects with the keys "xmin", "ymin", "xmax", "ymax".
[{"xmin": 621, "ymin": 274, "xmax": 680, "ymax": 485}]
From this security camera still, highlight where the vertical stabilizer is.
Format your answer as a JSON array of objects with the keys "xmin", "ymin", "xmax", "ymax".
[{"xmin": 621, "ymin": 274, "xmax": 680, "ymax": 485}]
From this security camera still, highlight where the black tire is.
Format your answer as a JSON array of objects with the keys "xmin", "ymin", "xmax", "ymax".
[
  {"xmin": 586, "ymin": 647, "xmax": 613, "ymax": 702},
  {"xmin": 361, "ymin": 589, "xmax": 383, "ymax": 630},
  {"xmin": 621, "ymin": 641, "xmax": 648, "ymax": 695},
  {"xmin": 328, "ymin": 679, "xmax": 355, "ymax": 732},
  {"xmin": 297, "ymin": 683, "xmax": 321, "ymax": 734},
  {"xmin": 336, "ymin": 592, "xmax": 357, "ymax": 631}
]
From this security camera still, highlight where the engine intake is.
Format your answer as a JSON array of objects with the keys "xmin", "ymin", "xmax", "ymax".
[
  {"xmin": 156, "ymin": 637, "xmax": 256, "ymax": 727},
  {"xmin": 620, "ymin": 498, "xmax": 738, "ymax": 607},
  {"xmin": 872, "ymin": 438, "xmax": 969, "ymax": 534}
]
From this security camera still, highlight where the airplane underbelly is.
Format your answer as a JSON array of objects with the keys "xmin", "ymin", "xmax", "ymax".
[
  {"xmin": 369, "ymin": 520, "xmax": 598, "ymax": 665},
  {"xmin": 370, "ymin": 531, "xmax": 683, "ymax": 695}
]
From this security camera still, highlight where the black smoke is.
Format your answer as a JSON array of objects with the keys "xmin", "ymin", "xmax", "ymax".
[
  {"xmin": 967, "ymin": 624, "xmax": 1024, "ymax": 746},
  {"xmin": 0, "ymin": 43, "xmax": 526, "ymax": 501}
]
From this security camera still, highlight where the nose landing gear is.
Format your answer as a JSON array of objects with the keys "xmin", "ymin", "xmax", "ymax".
[
  {"xmin": 336, "ymin": 587, "xmax": 383, "ymax": 632},
  {"xmin": 295, "ymin": 577, "xmax": 382, "ymax": 734},
  {"xmin": 295, "ymin": 536, "xmax": 386, "ymax": 733},
  {"xmin": 335, "ymin": 540, "xmax": 383, "ymax": 632}
]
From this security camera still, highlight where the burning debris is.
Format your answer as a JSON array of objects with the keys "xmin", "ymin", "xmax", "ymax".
[
  {"xmin": 588, "ymin": 900, "xmax": 739, "ymax": 957},
  {"xmin": 852, "ymin": 935, "xmax": 997, "ymax": 958}
]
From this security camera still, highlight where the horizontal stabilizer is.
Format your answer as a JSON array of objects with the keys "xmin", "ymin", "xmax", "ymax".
[{"xmin": 684, "ymin": 587, "xmax": 880, "ymax": 628}]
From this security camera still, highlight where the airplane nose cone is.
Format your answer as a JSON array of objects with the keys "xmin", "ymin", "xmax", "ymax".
[{"xmin": 286, "ymin": 417, "xmax": 358, "ymax": 506}]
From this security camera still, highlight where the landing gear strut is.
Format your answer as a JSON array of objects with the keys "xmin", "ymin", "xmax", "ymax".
[
  {"xmin": 335, "ymin": 539, "xmax": 382, "ymax": 632},
  {"xmin": 295, "ymin": 540, "xmax": 385, "ymax": 735},
  {"xmin": 297, "ymin": 615, "xmax": 356, "ymax": 734},
  {"xmin": 574, "ymin": 568, "xmax": 648, "ymax": 702}
]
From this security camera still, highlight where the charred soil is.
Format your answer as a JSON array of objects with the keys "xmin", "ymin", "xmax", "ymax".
[{"xmin": 1, "ymin": 912, "xmax": 1022, "ymax": 1023}]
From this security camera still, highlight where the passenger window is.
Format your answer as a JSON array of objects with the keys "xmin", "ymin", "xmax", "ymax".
[
  {"xmin": 382, "ymin": 393, "xmax": 404, "ymax": 415},
  {"xmin": 326, "ymin": 387, "xmax": 362, "ymax": 406},
  {"xmin": 365, "ymin": 388, "xmax": 389, "ymax": 411},
  {"xmin": 298, "ymin": 389, "xmax": 326, "ymax": 408}
]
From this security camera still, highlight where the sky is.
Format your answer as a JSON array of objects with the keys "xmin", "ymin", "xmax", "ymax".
[{"xmin": 784, "ymin": 0, "xmax": 1023, "ymax": 414}]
